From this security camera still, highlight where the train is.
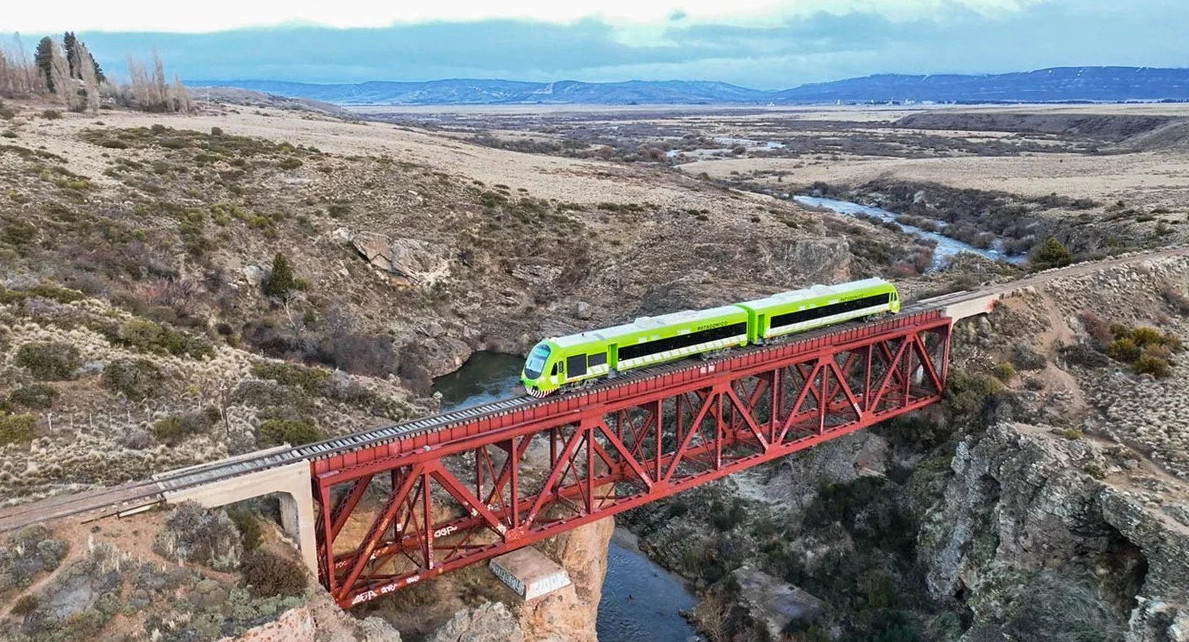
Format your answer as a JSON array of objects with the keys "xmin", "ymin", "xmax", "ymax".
[{"xmin": 521, "ymin": 278, "xmax": 901, "ymax": 396}]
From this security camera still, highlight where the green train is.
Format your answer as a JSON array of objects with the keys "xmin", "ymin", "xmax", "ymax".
[{"xmin": 522, "ymin": 278, "xmax": 900, "ymax": 396}]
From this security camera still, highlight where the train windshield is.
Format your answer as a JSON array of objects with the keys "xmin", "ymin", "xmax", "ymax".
[{"xmin": 524, "ymin": 344, "xmax": 551, "ymax": 379}]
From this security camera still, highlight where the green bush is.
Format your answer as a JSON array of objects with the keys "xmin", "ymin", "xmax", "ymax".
[
  {"xmin": 41, "ymin": 109, "xmax": 62, "ymax": 120},
  {"xmin": 227, "ymin": 507, "xmax": 263, "ymax": 552},
  {"xmin": 944, "ymin": 370, "xmax": 1004, "ymax": 419},
  {"xmin": 250, "ymin": 361, "xmax": 329, "ymax": 393},
  {"xmin": 991, "ymin": 362, "xmax": 1017, "ymax": 383},
  {"xmin": 1106, "ymin": 338, "xmax": 1142, "ymax": 363},
  {"xmin": 258, "ymin": 418, "xmax": 320, "ymax": 447},
  {"xmin": 240, "ymin": 549, "xmax": 308, "ymax": 598},
  {"xmin": 1010, "ymin": 345, "xmax": 1047, "ymax": 371},
  {"xmin": 114, "ymin": 318, "xmax": 214, "ymax": 359},
  {"xmin": 278, "ymin": 157, "xmax": 303, "ymax": 170},
  {"xmin": 0, "ymin": 414, "xmax": 37, "ymax": 445},
  {"xmin": 2, "ymin": 220, "xmax": 37, "ymax": 247},
  {"xmin": 8, "ymin": 384, "xmax": 59, "ymax": 409},
  {"xmin": 263, "ymin": 252, "xmax": 298, "ymax": 299},
  {"xmin": 1030, "ymin": 237, "xmax": 1074, "ymax": 269},
  {"xmin": 1133, "ymin": 354, "xmax": 1171, "ymax": 378},
  {"xmin": 152, "ymin": 408, "xmax": 219, "ymax": 445},
  {"xmin": 0, "ymin": 283, "xmax": 84, "ymax": 305},
  {"xmin": 14, "ymin": 341, "xmax": 80, "ymax": 380},
  {"xmin": 100, "ymin": 358, "xmax": 163, "ymax": 400}
]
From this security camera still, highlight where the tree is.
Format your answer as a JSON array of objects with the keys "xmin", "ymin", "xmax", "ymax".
[
  {"xmin": 34, "ymin": 36, "xmax": 53, "ymax": 92},
  {"xmin": 263, "ymin": 252, "xmax": 297, "ymax": 299},
  {"xmin": 63, "ymin": 32, "xmax": 77, "ymax": 76},
  {"xmin": 1030, "ymin": 237, "xmax": 1074, "ymax": 270}
]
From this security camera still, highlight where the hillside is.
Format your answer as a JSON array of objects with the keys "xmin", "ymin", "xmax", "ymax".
[{"xmin": 199, "ymin": 67, "xmax": 1189, "ymax": 105}]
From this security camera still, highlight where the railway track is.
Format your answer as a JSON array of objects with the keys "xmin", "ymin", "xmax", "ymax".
[{"xmin": 1, "ymin": 246, "xmax": 1185, "ymax": 533}]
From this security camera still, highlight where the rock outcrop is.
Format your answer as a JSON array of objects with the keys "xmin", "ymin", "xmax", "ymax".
[
  {"xmin": 921, "ymin": 422, "xmax": 1189, "ymax": 642},
  {"xmin": 427, "ymin": 602, "xmax": 524, "ymax": 642},
  {"xmin": 518, "ymin": 517, "xmax": 616, "ymax": 642}
]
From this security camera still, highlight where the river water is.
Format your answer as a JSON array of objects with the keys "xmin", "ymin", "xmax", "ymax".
[
  {"xmin": 794, "ymin": 194, "xmax": 1025, "ymax": 270},
  {"xmin": 432, "ymin": 352, "xmax": 702, "ymax": 642}
]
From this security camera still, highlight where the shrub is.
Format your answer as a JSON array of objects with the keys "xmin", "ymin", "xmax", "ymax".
[
  {"xmin": 152, "ymin": 408, "xmax": 219, "ymax": 445},
  {"xmin": 1078, "ymin": 312, "xmax": 1113, "ymax": 349},
  {"xmin": 251, "ymin": 361, "xmax": 329, "ymax": 393},
  {"xmin": 1030, "ymin": 237, "xmax": 1074, "ymax": 269},
  {"xmin": 11, "ymin": 594, "xmax": 38, "ymax": 616},
  {"xmin": 8, "ymin": 384, "xmax": 59, "ymax": 409},
  {"xmin": 0, "ymin": 283, "xmax": 84, "ymax": 305},
  {"xmin": 100, "ymin": 358, "xmax": 163, "ymax": 400},
  {"xmin": 944, "ymin": 370, "xmax": 1004, "ymax": 419},
  {"xmin": 1133, "ymin": 354, "xmax": 1171, "ymax": 378},
  {"xmin": 1010, "ymin": 345, "xmax": 1047, "ymax": 371},
  {"xmin": 263, "ymin": 252, "xmax": 297, "ymax": 299},
  {"xmin": 240, "ymin": 549, "xmax": 307, "ymax": 598},
  {"xmin": 991, "ymin": 362, "xmax": 1017, "ymax": 382},
  {"xmin": 2, "ymin": 220, "xmax": 38, "ymax": 247},
  {"xmin": 97, "ymin": 139, "xmax": 128, "ymax": 149},
  {"xmin": 1159, "ymin": 284, "xmax": 1189, "ymax": 316},
  {"xmin": 115, "ymin": 318, "xmax": 214, "ymax": 359},
  {"xmin": 41, "ymin": 109, "xmax": 62, "ymax": 120},
  {"xmin": 14, "ymin": 341, "xmax": 80, "ymax": 380},
  {"xmin": 278, "ymin": 157, "xmax": 302, "ymax": 170},
  {"xmin": 227, "ymin": 507, "xmax": 263, "ymax": 552},
  {"xmin": 0, "ymin": 414, "xmax": 37, "ymax": 445},
  {"xmin": 210, "ymin": 126, "xmax": 224, "ymax": 136},
  {"xmin": 153, "ymin": 503, "xmax": 242, "ymax": 570},
  {"xmin": 258, "ymin": 418, "xmax": 320, "ymax": 447},
  {"xmin": 1060, "ymin": 343, "xmax": 1110, "ymax": 368},
  {"xmin": 1106, "ymin": 338, "xmax": 1142, "ymax": 363}
]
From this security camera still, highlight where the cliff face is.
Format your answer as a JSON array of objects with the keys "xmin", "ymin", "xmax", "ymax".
[
  {"xmin": 518, "ymin": 516, "xmax": 616, "ymax": 642},
  {"xmin": 922, "ymin": 422, "xmax": 1189, "ymax": 641}
]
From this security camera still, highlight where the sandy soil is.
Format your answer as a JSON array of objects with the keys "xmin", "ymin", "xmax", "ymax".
[
  {"xmin": 681, "ymin": 150, "xmax": 1189, "ymax": 207},
  {"xmin": 7, "ymin": 100, "xmax": 750, "ymax": 213}
]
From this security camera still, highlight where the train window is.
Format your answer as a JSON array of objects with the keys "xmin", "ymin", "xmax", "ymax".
[
  {"xmin": 567, "ymin": 354, "xmax": 587, "ymax": 377},
  {"xmin": 589, "ymin": 352, "xmax": 607, "ymax": 367},
  {"xmin": 551, "ymin": 362, "xmax": 561, "ymax": 376},
  {"xmin": 619, "ymin": 322, "xmax": 748, "ymax": 361},
  {"xmin": 525, "ymin": 344, "xmax": 550, "ymax": 378},
  {"xmin": 770, "ymin": 292, "xmax": 890, "ymax": 329}
]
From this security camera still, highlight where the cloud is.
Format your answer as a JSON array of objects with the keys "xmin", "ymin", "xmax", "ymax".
[{"xmin": 51, "ymin": 0, "xmax": 1189, "ymax": 89}]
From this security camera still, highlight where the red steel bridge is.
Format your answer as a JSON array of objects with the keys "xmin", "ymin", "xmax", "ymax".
[{"xmin": 312, "ymin": 307, "xmax": 953, "ymax": 607}]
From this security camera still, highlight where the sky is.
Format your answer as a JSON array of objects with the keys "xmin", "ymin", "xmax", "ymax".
[{"xmin": 3, "ymin": 0, "xmax": 1184, "ymax": 88}]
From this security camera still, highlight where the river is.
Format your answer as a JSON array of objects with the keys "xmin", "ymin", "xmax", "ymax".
[
  {"xmin": 432, "ymin": 352, "xmax": 703, "ymax": 642},
  {"xmin": 794, "ymin": 194, "xmax": 1025, "ymax": 270}
]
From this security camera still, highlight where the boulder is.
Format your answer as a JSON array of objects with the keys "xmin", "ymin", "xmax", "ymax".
[
  {"xmin": 242, "ymin": 265, "xmax": 267, "ymax": 287},
  {"xmin": 428, "ymin": 602, "xmax": 524, "ymax": 642},
  {"xmin": 731, "ymin": 567, "xmax": 824, "ymax": 638},
  {"xmin": 775, "ymin": 239, "xmax": 850, "ymax": 284},
  {"xmin": 575, "ymin": 301, "xmax": 592, "ymax": 320},
  {"xmin": 349, "ymin": 233, "xmax": 451, "ymax": 288}
]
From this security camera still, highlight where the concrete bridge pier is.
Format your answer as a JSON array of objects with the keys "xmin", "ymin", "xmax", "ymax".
[{"xmin": 157, "ymin": 460, "xmax": 318, "ymax": 574}]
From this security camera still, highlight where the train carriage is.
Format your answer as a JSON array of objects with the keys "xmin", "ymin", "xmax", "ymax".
[{"xmin": 736, "ymin": 278, "xmax": 900, "ymax": 343}]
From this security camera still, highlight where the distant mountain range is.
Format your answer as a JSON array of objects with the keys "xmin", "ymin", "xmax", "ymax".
[{"xmin": 197, "ymin": 67, "xmax": 1189, "ymax": 106}]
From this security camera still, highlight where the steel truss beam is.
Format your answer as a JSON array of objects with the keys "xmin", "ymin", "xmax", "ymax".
[{"xmin": 311, "ymin": 312, "xmax": 952, "ymax": 607}]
